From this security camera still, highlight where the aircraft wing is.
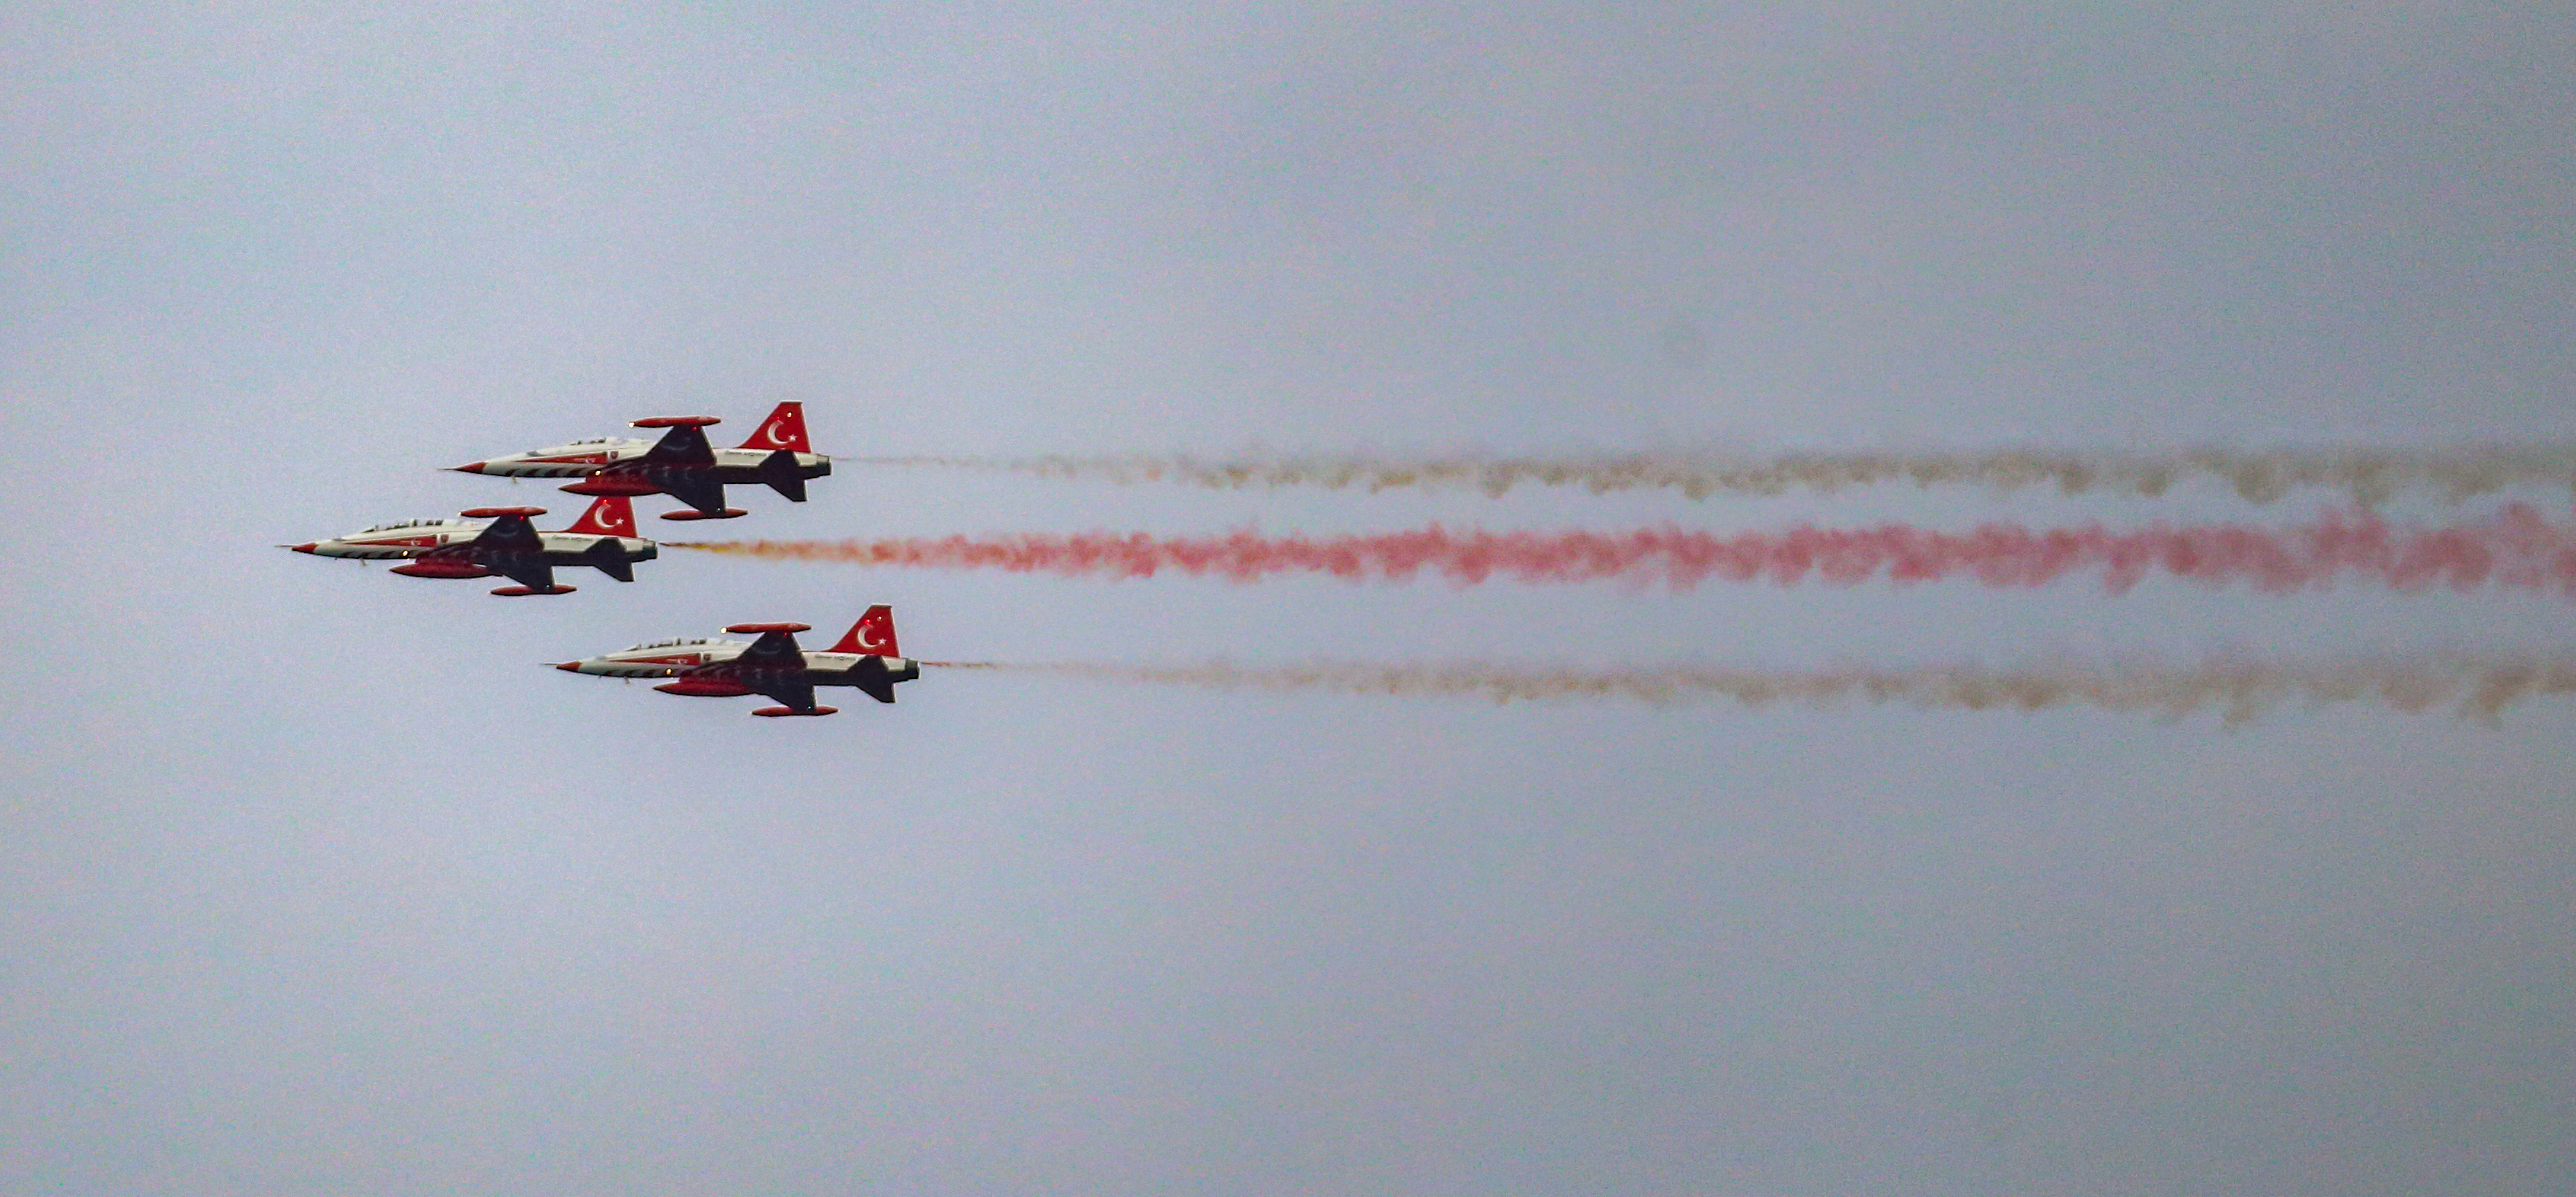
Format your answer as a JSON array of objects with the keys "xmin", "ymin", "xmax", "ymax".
[
  {"xmin": 495, "ymin": 560, "xmax": 558, "ymax": 592},
  {"xmin": 640, "ymin": 423, "xmax": 717, "ymax": 466},
  {"xmin": 659, "ymin": 472, "xmax": 729, "ymax": 517},
  {"xmin": 748, "ymin": 675, "xmax": 822, "ymax": 714},
  {"xmin": 718, "ymin": 624, "xmax": 813, "ymax": 707},
  {"xmin": 734, "ymin": 628, "xmax": 807, "ymax": 667},
  {"xmin": 469, "ymin": 514, "xmax": 544, "ymax": 553}
]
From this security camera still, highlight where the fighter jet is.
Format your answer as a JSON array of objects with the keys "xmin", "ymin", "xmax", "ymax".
[
  {"xmin": 553, "ymin": 605, "xmax": 921, "ymax": 717},
  {"xmin": 285, "ymin": 496, "xmax": 657, "ymax": 596},
  {"xmin": 448, "ymin": 400, "xmax": 830, "ymax": 521}
]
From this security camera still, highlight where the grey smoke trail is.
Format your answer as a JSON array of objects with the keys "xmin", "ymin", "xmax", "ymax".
[
  {"xmin": 849, "ymin": 447, "xmax": 2576, "ymax": 504},
  {"xmin": 922, "ymin": 655, "xmax": 2576, "ymax": 725}
]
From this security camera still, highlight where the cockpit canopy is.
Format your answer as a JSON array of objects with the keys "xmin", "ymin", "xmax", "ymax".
[
  {"xmin": 528, "ymin": 437, "xmax": 627, "ymax": 453},
  {"xmin": 360, "ymin": 518, "xmax": 462, "ymax": 533},
  {"xmin": 622, "ymin": 637, "xmax": 720, "ymax": 651}
]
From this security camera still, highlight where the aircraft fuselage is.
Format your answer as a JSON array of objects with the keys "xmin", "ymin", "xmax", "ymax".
[
  {"xmin": 561, "ymin": 639, "xmax": 919, "ymax": 691},
  {"xmin": 295, "ymin": 520, "xmax": 657, "ymax": 565},
  {"xmin": 288, "ymin": 500, "xmax": 658, "ymax": 594},
  {"xmin": 461, "ymin": 439, "xmax": 833, "ymax": 484}
]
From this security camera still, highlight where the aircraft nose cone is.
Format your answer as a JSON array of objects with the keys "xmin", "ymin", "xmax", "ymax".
[
  {"xmin": 289, "ymin": 543, "xmax": 317, "ymax": 554},
  {"xmin": 555, "ymin": 661, "xmax": 583, "ymax": 672},
  {"xmin": 449, "ymin": 461, "xmax": 487, "ymax": 474}
]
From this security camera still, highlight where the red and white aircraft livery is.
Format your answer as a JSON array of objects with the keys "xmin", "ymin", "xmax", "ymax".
[
  {"xmin": 286, "ymin": 496, "xmax": 657, "ymax": 596},
  {"xmin": 449, "ymin": 400, "xmax": 831, "ymax": 522},
  {"xmin": 554, "ymin": 605, "xmax": 921, "ymax": 717}
]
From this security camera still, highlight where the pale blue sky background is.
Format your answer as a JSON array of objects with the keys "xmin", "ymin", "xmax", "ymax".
[{"xmin": 5, "ymin": 3, "xmax": 2572, "ymax": 1194}]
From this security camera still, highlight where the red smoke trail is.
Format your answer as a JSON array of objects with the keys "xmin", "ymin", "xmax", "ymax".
[{"xmin": 674, "ymin": 505, "xmax": 2576, "ymax": 597}]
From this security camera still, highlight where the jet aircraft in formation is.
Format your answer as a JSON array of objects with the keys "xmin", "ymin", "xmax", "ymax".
[
  {"xmin": 291, "ymin": 403, "xmax": 919, "ymax": 718},
  {"xmin": 288, "ymin": 496, "xmax": 656, "ymax": 596},
  {"xmin": 553, "ymin": 605, "xmax": 921, "ymax": 717},
  {"xmin": 448, "ymin": 399, "xmax": 831, "ymax": 521}
]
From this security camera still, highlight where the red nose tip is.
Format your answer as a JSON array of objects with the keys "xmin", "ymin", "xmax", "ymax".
[
  {"xmin": 290, "ymin": 543, "xmax": 317, "ymax": 554},
  {"xmin": 555, "ymin": 662, "xmax": 582, "ymax": 672},
  {"xmin": 448, "ymin": 462, "xmax": 487, "ymax": 474}
]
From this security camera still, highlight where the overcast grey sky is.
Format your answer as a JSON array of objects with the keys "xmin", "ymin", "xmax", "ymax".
[{"xmin": 5, "ymin": 3, "xmax": 2572, "ymax": 1194}]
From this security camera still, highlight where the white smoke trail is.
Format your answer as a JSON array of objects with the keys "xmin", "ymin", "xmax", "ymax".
[
  {"xmin": 923, "ymin": 655, "xmax": 2576, "ymax": 725},
  {"xmin": 849, "ymin": 447, "xmax": 2576, "ymax": 504}
]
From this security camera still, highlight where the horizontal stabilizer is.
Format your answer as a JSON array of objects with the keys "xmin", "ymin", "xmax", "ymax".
[
  {"xmin": 758, "ymin": 449, "xmax": 808, "ymax": 502},
  {"xmin": 582, "ymin": 536, "xmax": 637, "ymax": 581},
  {"xmin": 840, "ymin": 654, "xmax": 907, "ymax": 703}
]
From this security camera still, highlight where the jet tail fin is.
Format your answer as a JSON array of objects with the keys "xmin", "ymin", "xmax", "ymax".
[
  {"xmin": 560, "ymin": 496, "xmax": 639, "ymax": 538},
  {"xmin": 737, "ymin": 402, "xmax": 812, "ymax": 453},
  {"xmin": 828, "ymin": 605, "xmax": 899, "ymax": 656}
]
